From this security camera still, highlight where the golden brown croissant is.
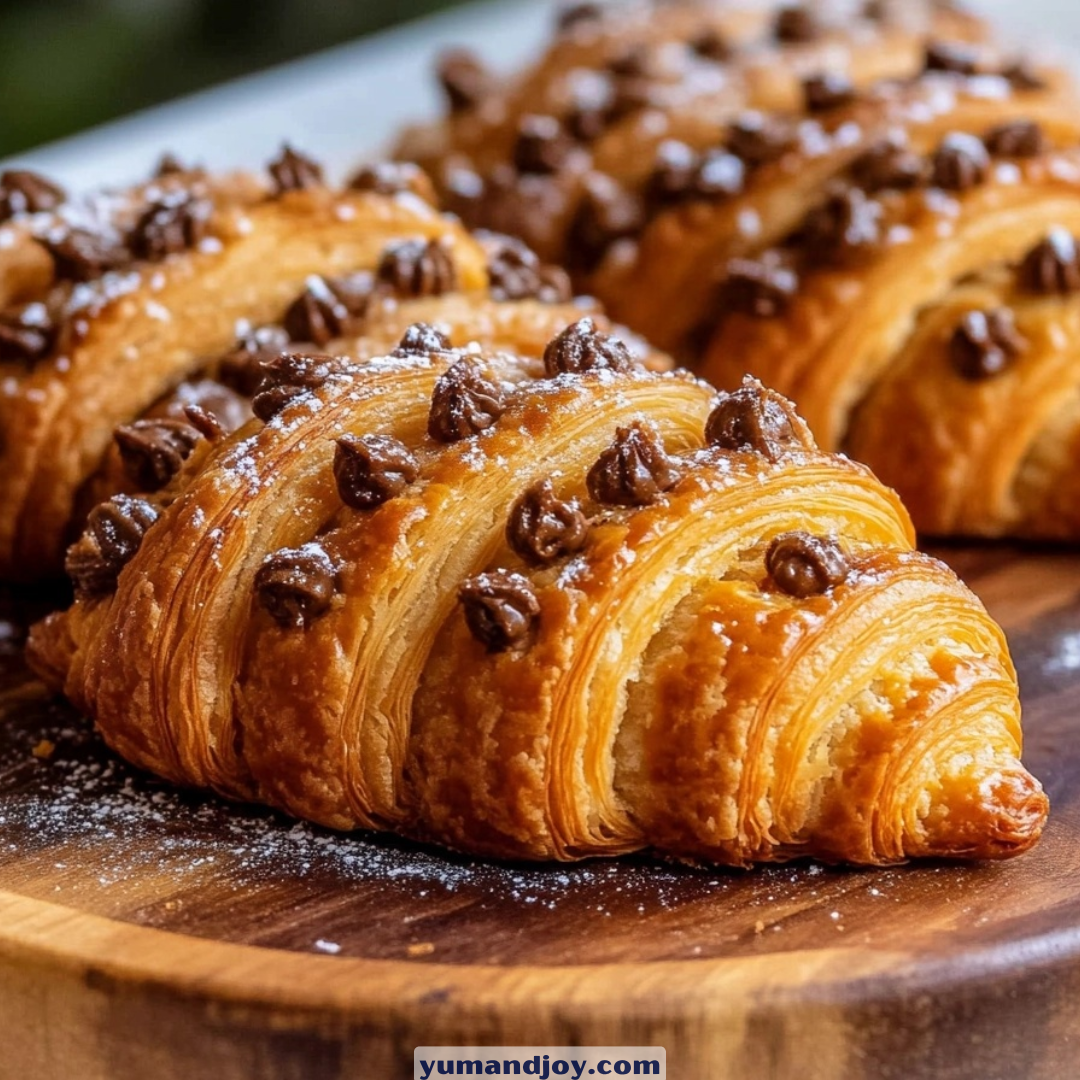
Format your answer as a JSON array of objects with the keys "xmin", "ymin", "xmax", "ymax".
[
  {"xmin": 397, "ymin": 1, "xmax": 1080, "ymax": 538},
  {"xmin": 0, "ymin": 150, "xmax": 584, "ymax": 580},
  {"xmin": 28, "ymin": 310, "xmax": 1047, "ymax": 866}
]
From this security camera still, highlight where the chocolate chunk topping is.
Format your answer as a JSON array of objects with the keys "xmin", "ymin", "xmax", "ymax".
[
  {"xmin": 586, "ymin": 422, "xmax": 680, "ymax": 507},
  {"xmin": 130, "ymin": 194, "xmax": 212, "ymax": 261},
  {"xmin": 803, "ymin": 73, "xmax": 857, "ymax": 113},
  {"xmin": 218, "ymin": 325, "xmax": 293, "ymax": 397},
  {"xmin": 648, "ymin": 141, "xmax": 745, "ymax": 206},
  {"xmin": 252, "ymin": 352, "xmax": 345, "ymax": 421},
  {"xmin": 459, "ymin": 570, "xmax": 540, "ymax": 653},
  {"xmin": 850, "ymin": 137, "xmax": 926, "ymax": 193},
  {"xmin": 42, "ymin": 228, "xmax": 130, "ymax": 282},
  {"xmin": 268, "ymin": 145, "xmax": 324, "ymax": 194},
  {"xmin": 507, "ymin": 480, "xmax": 589, "ymax": 565},
  {"xmin": 1019, "ymin": 229, "xmax": 1080, "ymax": 295},
  {"xmin": 0, "ymin": 303, "xmax": 55, "ymax": 365},
  {"xmin": 984, "ymin": 120, "xmax": 1047, "ymax": 159},
  {"xmin": 334, "ymin": 434, "xmax": 419, "ymax": 510},
  {"xmin": 283, "ymin": 272, "xmax": 373, "ymax": 346},
  {"xmin": 153, "ymin": 153, "xmax": 187, "ymax": 177},
  {"xmin": 766, "ymin": 532, "xmax": 849, "ymax": 598},
  {"xmin": 568, "ymin": 176, "xmax": 645, "ymax": 272},
  {"xmin": 65, "ymin": 495, "xmax": 160, "ymax": 598},
  {"xmin": 255, "ymin": 545, "xmax": 338, "ymax": 629},
  {"xmin": 1003, "ymin": 59, "xmax": 1047, "ymax": 91},
  {"xmin": 114, "ymin": 419, "xmax": 202, "ymax": 491},
  {"xmin": 428, "ymin": 360, "xmax": 506, "ymax": 442},
  {"xmin": 727, "ymin": 113, "xmax": 796, "ymax": 169},
  {"xmin": 930, "ymin": 132, "xmax": 990, "ymax": 192},
  {"xmin": 718, "ymin": 254, "xmax": 799, "ymax": 318},
  {"xmin": 564, "ymin": 73, "xmax": 617, "ymax": 142},
  {"xmin": 183, "ymin": 404, "xmax": 226, "ymax": 442},
  {"xmin": 477, "ymin": 231, "xmax": 572, "ymax": 303},
  {"xmin": 513, "ymin": 115, "xmax": 576, "ymax": 175},
  {"xmin": 543, "ymin": 317, "xmax": 633, "ymax": 377},
  {"xmin": 557, "ymin": 2, "xmax": 602, "ymax": 31},
  {"xmin": 802, "ymin": 187, "xmax": 883, "ymax": 266},
  {"xmin": 349, "ymin": 161, "xmax": 434, "ymax": 201},
  {"xmin": 437, "ymin": 49, "xmax": 493, "ymax": 112},
  {"xmin": 393, "ymin": 322, "xmax": 454, "ymax": 357},
  {"xmin": 689, "ymin": 26, "xmax": 732, "ymax": 62},
  {"xmin": 706, "ymin": 378, "xmax": 807, "ymax": 462},
  {"xmin": 950, "ymin": 309, "xmax": 1026, "ymax": 379},
  {"xmin": 0, "ymin": 169, "xmax": 66, "ymax": 221},
  {"xmin": 376, "ymin": 238, "xmax": 457, "ymax": 298},
  {"xmin": 774, "ymin": 5, "xmax": 819, "ymax": 43},
  {"xmin": 925, "ymin": 40, "xmax": 979, "ymax": 75}
]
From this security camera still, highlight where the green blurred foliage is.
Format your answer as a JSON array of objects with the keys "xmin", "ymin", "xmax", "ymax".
[{"xmin": 0, "ymin": 0, "xmax": 462, "ymax": 156}]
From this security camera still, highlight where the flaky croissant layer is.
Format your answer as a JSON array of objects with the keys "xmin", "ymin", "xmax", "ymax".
[{"xmin": 28, "ymin": 305, "xmax": 1047, "ymax": 867}]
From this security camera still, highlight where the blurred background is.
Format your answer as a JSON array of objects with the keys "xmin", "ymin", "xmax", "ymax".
[{"xmin": 0, "ymin": 0, "xmax": 465, "ymax": 157}]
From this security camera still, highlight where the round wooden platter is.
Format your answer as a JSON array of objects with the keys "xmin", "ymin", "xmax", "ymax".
[{"xmin": 1, "ymin": 546, "xmax": 1079, "ymax": 1080}]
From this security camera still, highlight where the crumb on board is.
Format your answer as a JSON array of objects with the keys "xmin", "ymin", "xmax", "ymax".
[{"xmin": 407, "ymin": 942, "xmax": 436, "ymax": 958}]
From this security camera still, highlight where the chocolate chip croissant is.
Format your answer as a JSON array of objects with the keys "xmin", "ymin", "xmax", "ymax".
[
  {"xmin": 28, "ymin": 312, "xmax": 1047, "ymax": 866},
  {"xmin": 0, "ymin": 150, "xmax": 583, "ymax": 581},
  {"xmin": 398, "ymin": 0, "xmax": 1080, "ymax": 538}
]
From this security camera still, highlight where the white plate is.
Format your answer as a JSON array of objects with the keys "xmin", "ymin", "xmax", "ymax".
[{"xmin": 0, "ymin": 0, "xmax": 1076, "ymax": 191}]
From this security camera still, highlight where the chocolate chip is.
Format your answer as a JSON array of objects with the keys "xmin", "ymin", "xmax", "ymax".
[
  {"xmin": 477, "ymin": 231, "xmax": 570, "ymax": 303},
  {"xmin": 984, "ymin": 120, "xmax": 1047, "ymax": 159},
  {"xmin": 1003, "ymin": 59, "xmax": 1047, "ymax": 91},
  {"xmin": 437, "ymin": 49, "xmax": 493, "ymax": 112},
  {"xmin": 130, "ymin": 194, "xmax": 212, "ymax": 261},
  {"xmin": 0, "ymin": 169, "xmax": 66, "ymax": 221},
  {"xmin": 153, "ymin": 152, "xmax": 187, "ymax": 177},
  {"xmin": 255, "ymin": 545, "xmax": 339, "ymax": 629},
  {"xmin": 647, "ymin": 141, "xmax": 745, "ymax": 206},
  {"xmin": 0, "ymin": 303, "xmax": 55, "ymax": 364},
  {"xmin": 349, "ymin": 161, "xmax": 434, "ymax": 201},
  {"xmin": 766, "ymin": 532, "xmax": 849, "ymax": 598},
  {"xmin": 689, "ymin": 26, "xmax": 732, "ymax": 62},
  {"xmin": 803, "ymin": 73, "xmax": 857, "ymax": 113},
  {"xmin": 393, "ymin": 322, "xmax": 454, "ymax": 357},
  {"xmin": 726, "ymin": 113, "xmax": 796, "ymax": 169},
  {"xmin": 925, "ymin": 40, "xmax": 979, "ymax": 75},
  {"xmin": 850, "ymin": 137, "xmax": 927, "ymax": 193},
  {"xmin": 376, "ymin": 238, "xmax": 457, "ymax": 298},
  {"xmin": 543, "ymin": 317, "xmax": 633, "ymax": 377},
  {"xmin": 183, "ymin": 404, "xmax": 226, "ymax": 442},
  {"xmin": 459, "ymin": 570, "xmax": 540, "ymax": 653},
  {"xmin": 218, "ymin": 325, "xmax": 293, "ymax": 397},
  {"xmin": 42, "ymin": 228, "xmax": 130, "ymax": 282},
  {"xmin": 283, "ymin": 273, "xmax": 373, "ymax": 346},
  {"xmin": 706, "ymin": 378, "xmax": 808, "ymax": 462},
  {"xmin": 568, "ymin": 176, "xmax": 645, "ymax": 272},
  {"xmin": 252, "ymin": 352, "xmax": 346, "ymax": 421},
  {"xmin": 950, "ymin": 309, "xmax": 1026, "ymax": 380},
  {"xmin": 586, "ymin": 422, "xmax": 680, "ymax": 507},
  {"xmin": 513, "ymin": 115, "xmax": 576, "ymax": 175},
  {"xmin": 930, "ymin": 132, "xmax": 990, "ymax": 191},
  {"xmin": 718, "ymin": 254, "xmax": 799, "ymax": 318},
  {"xmin": 801, "ymin": 186, "xmax": 883, "ymax": 266},
  {"xmin": 507, "ymin": 479, "xmax": 589, "ymax": 565},
  {"xmin": 428, "ymin": 360, "xmax": 505, "ymax": 442},
  {"xmin": 171, "ymin": 379, "xmax": 250, "ymax": 436},
  {"xmin": 65, "ymin": 495, "xmax": 160, "ymax": 598},
  {"xmin": 268, "ymin": 145, "xmax": 324, "ymax": 194},
  {"xmin": 774, "ymin": 5, "xmax": 819, "ymax": 43},
  {"xmin": 1019, "ymin": 229, "xmax": 1080, "ymax": 295},
  {"xmin": 333, "ymin": 434, "xmax": 419, "ymax": 510},
  {"xmin": 114, "ymin": 419, "xmax": 202, "ymax": 491},
  {"xmin": 557, "ymin": 2, "xmax": 603, "ymax": 32},
  {"xmin": 564, "ymin": 73, "xmax": 617, "ymax": 142}
]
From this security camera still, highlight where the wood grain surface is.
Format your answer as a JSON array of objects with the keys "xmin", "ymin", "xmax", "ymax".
[{"xmin": 0, "ymin": 545, "xmax": 1078, "ymax": 1080}]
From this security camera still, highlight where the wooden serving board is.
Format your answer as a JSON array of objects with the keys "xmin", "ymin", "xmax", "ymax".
[{"xmin": 1, "ymin": 546, "xmax": 1078, "ymax": 1080}]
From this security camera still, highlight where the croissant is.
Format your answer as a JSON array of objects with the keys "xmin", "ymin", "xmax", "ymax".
[
  {"xmin": 0, "ymin": 150, "xmax": 590, "ymax": 581},
  {"xmin": 28, "ymin": 307, "xmax": 1047, "ymax": 866},
  {"xmin": 397, "ymin": 0, "xmax": 1080, "ymax": 538}
]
